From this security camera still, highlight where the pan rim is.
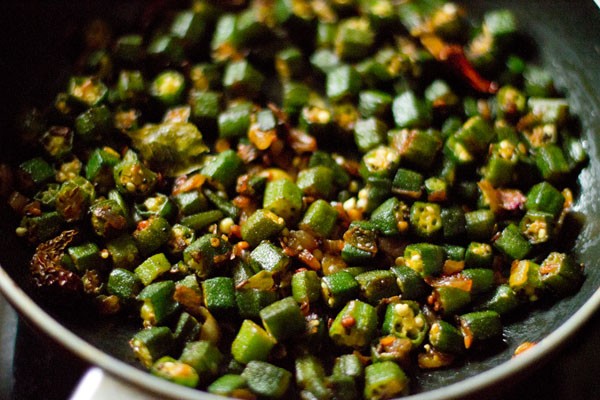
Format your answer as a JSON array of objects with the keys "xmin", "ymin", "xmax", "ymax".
[{"xmin": 1, "ymin": 263, "xmax": 599, "ymax": 400}]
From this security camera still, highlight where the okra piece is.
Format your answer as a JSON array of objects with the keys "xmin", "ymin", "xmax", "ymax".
[
  {"xmin": 443, "ymin": 135, "xmax": 475, "ymax": 166},
  {"xmin": 539, "ymin": 252, "xmax": 583, "ymax": 296},
  {"xmin": 241, "ymin": 209, "xmax": 285, "ymax": 247},
  {"xmin": 147, "ymin": 34, "xmax": 184, "ymax": 65},
  {"xmin": 326, "ymin": 65, "xmax": 361, "ymax": 102},
  {"xmin": 116, "ymin": 70, "xmax": 145, "ymax": 103},
  {"xmin": 180, "ymin": 210, "xmax": 224, "ymax": 231},
  {"xmin": 218, "ymin": 101, "xmax": 252, "ymax": 139},
  {"xmin": 151, "ymin": 356, "xmax": 199, "ymax": 388},
  {"xmin": 494, "ymin": 223, "xmax": 532, "ymax": 260},
  {"xmin": 519, "ymin": 211, "xmax": 555, "ymax": 245},
  {"xmin": 249, "ymin": 241, "xmax": 290, "ymax": 274},
  {"xmin": 429, "ymin": 320, "xmax": 464, "ymax": 354},
  {"xmin": 202, "ymin": 277, "xmax": 236, "ymax": 315},
  {"xmin": 484, "ymin": 140, "xmax": 519, "ymax": 187},
  {"xmin": 392, "ymin": 90, "xmax": 432, "ymax": 129},
  {"xmin": 179, "ymin": 341, "xmax": 223, "ymax": 385},
  {"xmin": 354, "ymin": 118, "xmax": 387, "ymax": 153},
  {"xmin": 207, "ymin": 374, "xmax": 249, "ymax": 397},
  {"xmin": 359, "ymin": 146, "xmax": 400, "ymax": 179},
  {"xmin": 173, "ymin": 312, "xmax": 201, "ymax": 347},
  {"xmin": 183, "ymin": 233, "xmax": 232, "ymax": 278},
  {"xmin": 263, "ymin": 178, "xmax": 303, "ymax": 224},
  {"xmin": 391, "ymin": 265, "xmax": 429, "ymax": 301},
  {"xmin": 464, "ymin": 242, "xmax": 493, "ymax": 269},
  {"xmin": 114, "ymin": 150, "xmax": 158, "ymax": 197},
  {"xmin": 382, "ymin": 300, "xmax": 428, "ymax": 347},
  {"xmin": 291, "ymin": 270, "xmax": 321, "ymax": 304},
  {"xmin": 424, "ymin": 177, "xmax": 448, "ymax": 202},
  {"xmin": 459, "ymin": 310, "xmax": 503, "ymax": 349},
  {"xmin": 389, "ymin": 128, "xmax": 442, "ymax": 170},
  {"xmin": 134, "ymin": 193, "xmax": 176, "ymax": 221},
  {"xmin": 329, "ymin": 300, "xmax": 378, "ymax": 348},
  {"xmin": 355, "ymin": 270, "xmax": 400, "ymax": 304},
  {"xmin": 67, "ymin": 242, "xmax": 104, "ymax": 272},
  {"xmin": 465, "ymin": 209, "xmax": 496, "ymax": 241},
  {"xmin": 260, "ymin": 297, "xmax": 305, "ymax": 341},
  {"xmin": 85, "ymin": 148, "xmax": 120, "ymax": 191},
  {"xmin": 300, "ymin": 104, "xmax": 334, "ymax": 139},
  {"xmin": 363, "ymin": 361, "xmax": 409, "ymax": 400},
  {"xmin": 275, "ymin": 47, "xmax": 305, "ymax": 80},
  {"xmin": 509, "ymin": 260, "xmax": 543, "ymax": 301},
  {"xmin": 341, "ymin": 224, "xmax": 378, "ymax": 264},
  {"xmin": 441, "ymin": 206, "xmax": 467, "ymax": 241},
  {"xmin": 332, "ymin": 353, "xmax": 364, "ymax": 379},
  {"xmin": 107, "ymin": 234, "xmax": 140, "ymax": 270},
  {"xmin": 40, "ymin": 126, "xmax": 73, "ymax": 159},
  {"xmin": 360, "ymin": 176, "xmax": 392, "ymax": 213},
  {"xmin": 135, "ymin": 253, "xmax": 171, "ymax": 286},
  {"xmin": 297, "ymin": 166, "xmax": 335, "ymax": 199},
  {"xmin": 282, "ymin": 81, "xmax": 311, "ymax": 117},
  {"xmin": 203, "ymin": 189, "xmax": 240, "ymax": 219},
  {"xmin": 55, "ymin": 176, "xmax": 96, "ymax": 222},
  {"xmin": 90, "ymin": 199, "xmax": 128, "ymax": 238},
  {"xmin": 129, "ymin": 326, "xmax": 175, "ymax": 368},
  {"xmin": 432, "ymin": 286, "xmax": 472, "ymax": 317},
  {"xmin": 114, "ymin": 34, "xmax": 144, "ymax": 64},
  {"xmin": 75, "ymin": 105, "xmax": 111, "ymax": 141},
  {"xmin": 311, "ymin": 49, "xmax": 342, "ymax": 75},
  {"xmin": 476, "ymin": 284, "xmax": 519, "ymax": 315},
  {"xmin": 137, "ymin": 279, "xmax": 179, "ymax": 325},
  {"xmin": 150, "ymin": 70, "xmax": 186, "ymax": 107},
  {"xmin": 335, "ymin": 17, "xmax": 375, "ymax": 61},
  {"xmin": 242, "ymin": 361, "xmax": 292, "ymax": 399},
  {"xmin": 409, "ymin": 202, "xmax": 443, "ymax": 239},
  {"xmin": 235, "ymin": 288, "xmax": 278, "ymax": 319},
  {"xmin": 321, "ymin": 270, "xmax": 360, "ymax": 309},
  {"xmin": 68, "ymin": 76, "xmax": 108, "ymax": 107},
  {"xmin": 200, "ymin": 149, "xmax": 244, "ymax": 189},
  {"xmin": 461, "ymin": 269, "xmax": 495, "ymax": 295},
  {"xmin": 525, "ymin": 181, "xmax": 565, "ymax": 218},
  {"xmin": 358, "ymin": 90, "xmax": 392, "ymax": 119},
  {"xmin": 370, "ymin": 197, "xmax": 409, "ymax": 236},
  {"xmin": 18, "ymin": 211, "xmax": 63, "ymax": 243},
  {"xmin": 170, "ymin": 10, "xmax": 206, "ymax": 46},
  {"xmin": 535, "ymin": 144, "xmax": 570, "ymax": 183},
  {"xmin": 454, "ymin": 116, "xmax": 495, "ymax": 156},
  {"xmin": 190, "ymin": 90, "xmax": 220, "ymax": 130},
  {"xmin": 392, "ymin": 168, "xmax": 423, "ymax": 200},
  {"xmin": 374, "ymin": 339, "xmax": 414, "ymax": 366},
  {"xmin": 133, "ymin": 216, "xmax": 171, "ymax": 256},
  {"xmin": 18, "ymin": 157, "xmax": 55, "ymax": 191},
  {"xmin": 108, "ymin": 268, "xmax": 142, "ymax": 303},
  {"xmin": 223, "ymin": 60, "xmax": 264, "ymax": 99},
  {"xmin": 295, "ymin": 355, "xmax": 332, "ymax": 400},
  {"xmin": 231, "ymin": 320, "xmax": 276, "ymax": 364},
  {"xmin": 299, "ymin": 199, "xmax": 338, "ymax": 238}
]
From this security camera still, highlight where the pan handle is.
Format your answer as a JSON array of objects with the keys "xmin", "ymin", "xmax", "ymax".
[{"xmin": 70, "ymin": 368, "xmax": 162, "ymax": 400}]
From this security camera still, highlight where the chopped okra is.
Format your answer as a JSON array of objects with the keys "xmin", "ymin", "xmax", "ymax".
[{"xmin": 7, "ymin": 1, "xmax": 590, "ymax": 399}]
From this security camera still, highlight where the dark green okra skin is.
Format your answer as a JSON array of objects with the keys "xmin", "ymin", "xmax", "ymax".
[
  {"xmin": 259, "ymin": 296, "xmax": 305, "ymax": 341},
  {"xmin": 459, "ymin": 310, "xmax": 503, "ymax": 349}
]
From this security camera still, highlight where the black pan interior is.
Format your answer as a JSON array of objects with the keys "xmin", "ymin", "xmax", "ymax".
[{"xmin": 0, "ymin": 0, "xmax": 599, "ymax": 396}]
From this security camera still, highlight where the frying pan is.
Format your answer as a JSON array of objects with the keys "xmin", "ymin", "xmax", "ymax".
[{"xmin": 0, "ymin": 0, "xmax": 599, "ymax": 399}]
